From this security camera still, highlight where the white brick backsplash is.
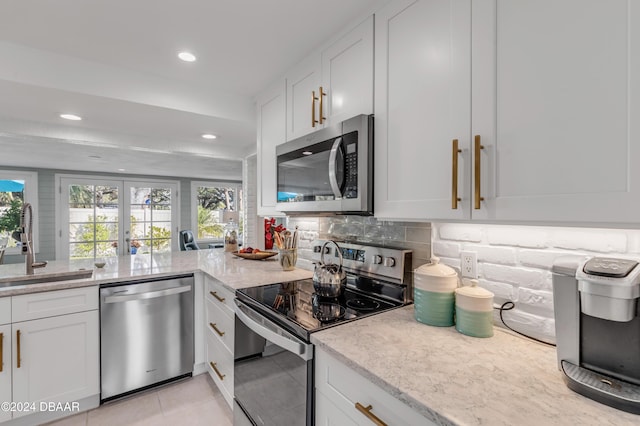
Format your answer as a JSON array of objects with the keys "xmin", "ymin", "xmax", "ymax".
[
  {"xmin": 438, "ymin": 224, "xmax": 482, "ymax": 242},
  {"xmin": 550, "ymin": 229, "xmax": 626, "ymax": 252},
  {"xmin": 479, "ymin": 279, "xmax": 516, "ymax": 302},
  {"xmin": 516, "ymin": 288, "xmax": 555, "ymax": 314},
  {"xmin": 433, "ymin": 222, "xmax": 640, "ymax": 342},
  {"xmin": 465, "ymin": 245, "xmax": 517, "ymax": 265},
  {"xmin": 482, "ymin": 264, "xmax": 550, "ymax": 290},
  {"xmin": 432, "ymin": 241, "xmax": 461, "ymax": 259},
  {"xmin": 487, "ymin": 226, "xmax": 549, "ymax": 248},
  {"xmin": 437, "ymin": 257, "xmax": 461, "ymax": 271},
  {"xmin": 519, "ymin": 249, "xmax": 581, "ymax": 270},
  {"xmin": 493, "ymin": 309, "xmax": 556, "ymax": 345}
]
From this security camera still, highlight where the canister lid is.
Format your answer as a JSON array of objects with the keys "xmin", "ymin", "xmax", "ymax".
[
  {"xmin": 455, "ymin": 279, "xmax": 494, "ymax": 299},
  {"xmin": 414, "ymin": 257, "xmax": 457, "ymax": 278}
]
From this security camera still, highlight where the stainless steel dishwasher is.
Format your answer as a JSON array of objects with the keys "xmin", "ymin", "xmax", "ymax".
[{"xmin": 100, "ymin": 274, "xmax": 194, "ymax": 401}]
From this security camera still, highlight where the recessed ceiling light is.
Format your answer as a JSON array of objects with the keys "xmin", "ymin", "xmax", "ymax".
[
  {"xmin": 178, "ymin": 51, "xmax": 197, "ymax": 62},
  {"xmin": 202, "ymin": 134, "xmax": 217, "ymax": 140},
  {"xmin": 60, "ymin": 113, "xmax": 82, "ymax": 121},
  {"xmin": 302, "ymin": 151, "xmax": 313, "ymax": 156},
  {"xmin": 117, "ymin": 168, "xmax": 125, "ymax": 172}
]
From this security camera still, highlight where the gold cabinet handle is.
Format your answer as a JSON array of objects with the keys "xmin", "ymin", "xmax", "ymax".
[
  {"xmin": 474, "ymin": 135, "xmax": 485, "ymax": 209},
  {"xmin": 311, "ymin": 90, "xmax": 319, "ymax": 127},
  {"xmin": 209, "ymin": 291, "xmax": 225, "ymax": 303},
  {"xmin": 209, "ymin": 322, "xmax": 225, "ymax": 337},
  {"xmin": 209, "ymin": 361, "xmax": 225, "ymax": 381},
  {"xmin": 355, "ymin": 402, "xmax": 387, "ymax": 426},
  {"xmin": 0, "ymin": 332, "xmax": 3, "ymax": 372},
  {"xmin": 318, "ymin": 86, "xmax": 327, "ymax": 124},
  {"xmin": 16, "ymin": 330, "xmax": 21, "ymax": 369},
  {"xmin": 452, "ymin": 139, "xmax": 462, "ymax": 209}
]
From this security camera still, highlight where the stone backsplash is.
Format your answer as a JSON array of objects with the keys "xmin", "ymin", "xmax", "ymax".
[{"xmin": 283, "ymin": 216, "xmax": 431, "ymax": 271}]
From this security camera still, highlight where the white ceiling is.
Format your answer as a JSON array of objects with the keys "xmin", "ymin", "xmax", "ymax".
[{"xmin": 0, "ymin": 0, "xmax": 386, "ymax": 180}]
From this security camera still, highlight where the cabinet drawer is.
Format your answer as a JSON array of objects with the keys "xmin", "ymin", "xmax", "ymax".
[
  {"xmin": 316, "ymin": 348, "xmax": 435, "ymax": 426},
  {"xmin": 0, "ymin": 298, "xmax": 10, "ymax": 325},
  {"xmin": 205, "ymin": 277, "xmax": 235, "ymax": 314},
  {"xmin": 12, "ymin": 286, "xmax": 98, "ymax": 322},
  {"xmin": 205, "ymin": 297, "xmax": 234, "ymax": 353},
  {"xmin": 206, "ymin": 330, "xmax": 233, "ymax": 408}
]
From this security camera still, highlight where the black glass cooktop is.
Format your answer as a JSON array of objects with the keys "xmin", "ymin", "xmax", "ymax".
[{"xmin": 236, "ymin": 278, "xmax": 402, "ymax": 340}]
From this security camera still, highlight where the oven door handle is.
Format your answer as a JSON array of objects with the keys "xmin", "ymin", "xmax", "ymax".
[{"xmin": 234, "ymin": 300, "xmax": 313, "ymax": 361}]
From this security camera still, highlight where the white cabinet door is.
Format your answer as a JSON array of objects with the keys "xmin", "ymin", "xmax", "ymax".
[
  {"xmin": 257, "ymin": 80, "xmax": 286, "ymax": 217},
  {"xmin": 321, "ymin": 16, "xmax": 374, "ymax": 125},
  {"xmin": 316, "ymin": 389, "xmax": 358, "ymax": 426},
  {"xmin": 315, "ymin": 348, "xmax": 436, "ymax": 426},
  {"xmin": 472, "ymin": 0, "xmax": 640, "ymax": 223},
  {"xmin": 374, "ymin": 0, "xmax": 472, "ymax": 220},
  {"xmin": 12, "ymin": 310, "xmax": 99, "ymax": 418},
  {"xmin": 0, "ymin": 325, "xmax": 11, "ymax": 423},
  {"xmin": 286, "ymin": 55, "xmax": 322, "ymax": 141}
]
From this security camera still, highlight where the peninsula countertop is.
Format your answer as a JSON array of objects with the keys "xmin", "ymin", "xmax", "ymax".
[
  {"xmin": 0, "ymin": 249, "xmax": 313, "ymax": 296},
  {"xmin": 311, "ymin": 306, "xmax": 639, "ymax": 426}
]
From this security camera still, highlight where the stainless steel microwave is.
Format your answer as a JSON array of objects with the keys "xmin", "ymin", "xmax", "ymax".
[{"xmin": 276, "ymin": 114, "xmax": 373, "ymax": 215}]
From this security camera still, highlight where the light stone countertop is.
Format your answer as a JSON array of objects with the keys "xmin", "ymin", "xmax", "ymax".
[
  {"xmin": 0, "ymin": 249, "xmax": 313, "ymax": 296},
  {"xmin": 311, "ymin": 306, "xmax": 640, "ymax": 426}
]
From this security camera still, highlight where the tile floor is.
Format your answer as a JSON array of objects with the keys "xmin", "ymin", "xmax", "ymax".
[{"xmin": 44, "ymin": 374, "xmax": 232, "ymax": 426}]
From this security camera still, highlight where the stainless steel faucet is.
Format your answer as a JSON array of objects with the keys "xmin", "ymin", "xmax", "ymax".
[{"xmin": 14, "ymin": 203, "xmax": 47, "ymax": 274}]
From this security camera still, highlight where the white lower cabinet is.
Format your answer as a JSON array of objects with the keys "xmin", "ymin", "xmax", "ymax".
[
  {"xmin": 315, "ymin": 348, "xmax": 435, "ymax": 426},
  {"xmin": 0, "ymin": 287, "xmax": 99, "ymax": 424},
  {"xmin": 0, "ymin": 324, "xmax": 11, "ymax": 423},
  {"xmin": 11, "ymin": 311, "xmax": 99, "ymax": 418},
  {"xmin": 204, "ymin": 276, "xmax": 235, "ymax": 409}
]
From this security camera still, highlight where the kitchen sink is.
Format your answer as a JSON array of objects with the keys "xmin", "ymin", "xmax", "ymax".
[{"xmin": 0, "ymin": 269, "xmax": 94, "ymax": 287}]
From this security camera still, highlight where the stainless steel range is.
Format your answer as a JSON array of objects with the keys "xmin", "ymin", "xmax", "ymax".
[{"xmin": 233, "ymin": 240, "xmax": 412, "ymax": 426}]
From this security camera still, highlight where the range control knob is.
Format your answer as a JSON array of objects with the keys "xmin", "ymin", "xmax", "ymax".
[
  {"xmin": 372, "ymin": 255, "xmax": 383, "ymax": 265},
  {"xmin": 383, "ymin": 257, "xmax": 396, "ymax": 267}
]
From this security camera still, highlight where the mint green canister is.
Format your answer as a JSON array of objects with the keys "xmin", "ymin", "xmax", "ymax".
[
  {"xmin": 413, "ymin": 257, "xmax": 459, "ymax": 326},
  {"xmin": 454, "ymin": 279, "xmax": 494, "ymax": 338}
]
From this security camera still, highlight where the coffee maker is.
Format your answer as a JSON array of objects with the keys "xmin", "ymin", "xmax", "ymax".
[{"xmin": 552, "ymin": 256, "xmax": 640, "ymax": 414}]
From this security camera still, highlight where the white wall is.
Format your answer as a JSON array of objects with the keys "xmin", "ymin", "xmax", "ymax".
[{"xmin": 432, "ymin": 222, "xmax": 640, "ymax": 343}]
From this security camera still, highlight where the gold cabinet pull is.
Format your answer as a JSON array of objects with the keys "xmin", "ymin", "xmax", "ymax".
[
  {"xmin": 16, "ymin": 330, "xmax": 21, "ymax": 369},
  {"xmin": 452, "ymin": 139, "xmax": 462, "ymax": 209},
  {"xmin": 355, "ymin": 402, "xmax": 387, "ymax": 426},
  {"xmin": 209, "ymin": 361, "xmax": 225, "ymax": 381},
  {"xmin": 474, "ymin": 135, "xmax": 485, "ymax": 209},
  {"xmin": 209, "ymin": 291, "xmax": 225, "ymax": 303},
  {"xmin": 318, "ymin": 86, "xmax": 327, "ymax": 124},
  {"xmin": 311, "ymin": 90, "xmax": 319, "ymax": 127},
  {"xmin": 209, "ymin": 322, "xmax": 225, "ymax": 337},
  {"xmin": 0, "ymin": 332, "xmax": 3, "ymax": 372}
]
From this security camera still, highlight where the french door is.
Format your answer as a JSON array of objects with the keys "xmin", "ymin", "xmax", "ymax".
[{"xmin": 58, "ymin": 177, "xmax": 179, "ymax": 259}]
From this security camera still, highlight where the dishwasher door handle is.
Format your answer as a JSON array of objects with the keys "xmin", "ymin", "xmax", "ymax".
[
  {"xmin": 104, "ymin": 285, "xmax": 191, "ymax": 303},
  {"xmin": 234, "ymin": 300, "xmax": 312, "ymax": 361}
]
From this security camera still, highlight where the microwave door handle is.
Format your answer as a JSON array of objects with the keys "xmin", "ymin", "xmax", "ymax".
[{"xmin": 328, "ymin": 137, "xmax": 343, "ymax": 199}]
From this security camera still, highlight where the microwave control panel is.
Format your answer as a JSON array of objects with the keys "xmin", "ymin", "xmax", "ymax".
[{"xmin": 345, "ymin": 141, "xmax": 357, "ymax": 198}]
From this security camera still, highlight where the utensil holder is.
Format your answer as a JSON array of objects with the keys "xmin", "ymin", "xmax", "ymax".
[{"xmin": 279, "ymin": 248, "xmax": 297, "ymax": 271}]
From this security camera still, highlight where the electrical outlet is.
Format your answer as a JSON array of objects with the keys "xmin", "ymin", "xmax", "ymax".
[{"xmin": 460, "ymin": 251, "xmax": 477, "ymax": 278}]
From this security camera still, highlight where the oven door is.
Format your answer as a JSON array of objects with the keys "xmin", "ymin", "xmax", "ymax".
[{"xmin": 234, "ymin": 299, "xmax": 314, "ymax": 426}]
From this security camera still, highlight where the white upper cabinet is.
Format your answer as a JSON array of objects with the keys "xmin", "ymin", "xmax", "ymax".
[
  {"xmin": 375, "ymin": 0, "xmax": 471, "ymax": 220},
  {"xmin": 472, "ymin": 0, "xmax": 640, "ymax": 224},
  {"xmin": 256, "ymin": 80, "xmax": 286, "ymax": 217},
  {"xmin": 321, "ymin": 15, "xmax": 374, "ymax": 125},
  {"xmin": 286, "ymin": 16, "xmax": 374, "ymax": 141},
  {"xmin": 376, "ymin": 0, "xmax": 640, "ymax": 225}
]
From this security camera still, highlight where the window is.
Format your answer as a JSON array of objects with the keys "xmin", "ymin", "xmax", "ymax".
[
  {"xmin": 190, "ymin": 181, "xmax": 243, "ymax": 244},
  {"xmin": 0, "ymin": 171, "xmax": 38, "ymax": 255},
  {"xmin": 57, "ymin": 175, "xmax": 179, "ymax": 259}
]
